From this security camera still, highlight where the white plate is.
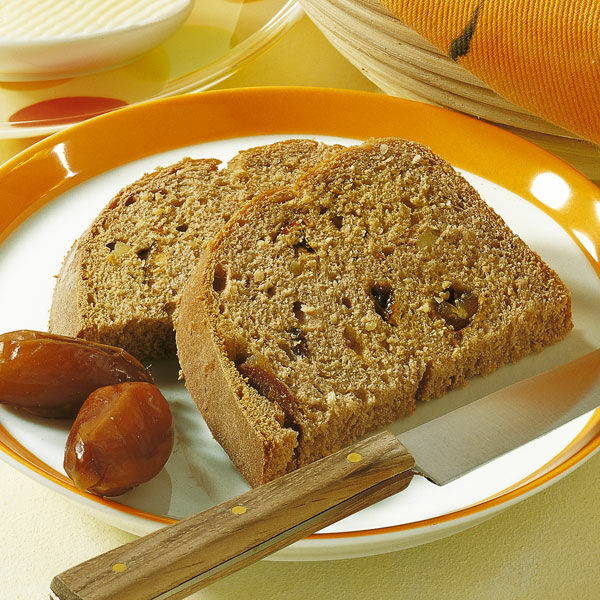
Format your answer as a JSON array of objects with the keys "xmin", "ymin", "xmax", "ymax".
[{"xmin": 0, "ymin": 89, "xmax": 599, "ymax": 560}]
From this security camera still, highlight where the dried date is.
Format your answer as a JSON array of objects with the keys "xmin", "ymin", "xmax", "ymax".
[
  {"xmin": 238, "ymin": 363, "xmax": 297, "ymax": 428},
  {"xmin": 0, "ymin": 330, "xmax": 152, "ymax": 417},
  {"xmin": 63, "ymin": 382, "xmax": 173, "ymax": 497},
  {"xmin": 434, "ymin": 287, "xmax": 479, "ymax": 331},
  {"xmin": 371, "ymin": 284, "xmax": 395, "ymax": 323}
]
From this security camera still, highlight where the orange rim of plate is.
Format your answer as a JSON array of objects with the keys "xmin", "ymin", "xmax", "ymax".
[{"xmin": 0, "ymin": 87, "xmax": 598, "ymax": 539}]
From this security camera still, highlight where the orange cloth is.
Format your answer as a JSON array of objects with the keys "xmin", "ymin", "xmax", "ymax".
[{"xmin": 379, "ymin": 0, "xmax": 600, "ymax": 145}]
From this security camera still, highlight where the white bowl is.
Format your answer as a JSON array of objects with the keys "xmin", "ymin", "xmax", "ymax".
[{"xmin": 0, "ymin": 0, "xmax": 194, "ymax": 81}]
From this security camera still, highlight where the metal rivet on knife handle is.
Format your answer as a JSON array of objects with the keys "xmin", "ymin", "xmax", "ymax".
[{"xmin": 111, "ymin": 563, "xmax": 127, "ymax": 573}]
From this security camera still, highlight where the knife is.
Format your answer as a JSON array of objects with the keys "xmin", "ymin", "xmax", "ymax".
[{"xmin": 50, "ymin": 348, "xmax": 600, "ymax": 600}]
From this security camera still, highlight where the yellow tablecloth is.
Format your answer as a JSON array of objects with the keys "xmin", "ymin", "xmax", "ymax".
[{"xmin": 1, "ymin": 15, "xmax": 599, "ymax": 600}]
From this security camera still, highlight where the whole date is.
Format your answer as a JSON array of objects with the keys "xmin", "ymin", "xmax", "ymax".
[
  {"xmin": 0, "ymin": 330, "xmax": 153, "ymax": 417},
  {"xmin": 64, "ymin": 382, "xmax": 174, "ymax": 497}
]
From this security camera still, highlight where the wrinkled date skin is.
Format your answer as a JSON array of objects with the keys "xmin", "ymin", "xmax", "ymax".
[
  {"xmin": 64, "ymin": 382, "xmax": 174, "ymax": 497},
  {"xmin": 0, "ymin": 330, "xmax": 153, "ymax": 417}
]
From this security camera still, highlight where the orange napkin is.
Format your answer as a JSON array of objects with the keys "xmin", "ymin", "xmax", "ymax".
[{"xmin": 379, "ymin": 0, "xmax": 600, "ymax": 145}]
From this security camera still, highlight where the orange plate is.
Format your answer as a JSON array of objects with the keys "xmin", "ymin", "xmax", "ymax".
[{"xmin": 0, "ymin": 88, "xmax": 599, "ymax": 559}]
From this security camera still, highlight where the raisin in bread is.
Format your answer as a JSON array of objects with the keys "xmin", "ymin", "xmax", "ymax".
[
  {"xmin": 49, "ymin": 139, "xmax": 339, "ymax": 361},
  {"xmin": 176, "ymin": 137, "xmax": 573, "ymax": 487}
]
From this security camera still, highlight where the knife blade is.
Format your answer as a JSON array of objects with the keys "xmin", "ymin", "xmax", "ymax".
[
  {"xmin": 50, "ymin": 348, "xmax": 600, "ymax": 600},
  {"xmin": 399, "ymin": 347, "xmax": 600, "ymax": 485}
]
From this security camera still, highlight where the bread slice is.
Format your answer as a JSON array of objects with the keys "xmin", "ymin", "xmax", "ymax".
[
  {"xmin": 48, "ymin": 139, "xmax": 339, "ymax": 361},
  {"xmin": 176, "ymin": 137, "xmax": 573, "ymax": 487}
]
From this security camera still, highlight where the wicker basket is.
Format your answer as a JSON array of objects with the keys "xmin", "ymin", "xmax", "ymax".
[{"xmin": 300, "ymin": 0, "xmax": 600, "ymax": 181}]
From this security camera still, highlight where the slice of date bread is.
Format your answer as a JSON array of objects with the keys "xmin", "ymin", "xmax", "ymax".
[
  {"xmin": 49, "ymin": 139, "xmax": 339, "ymax": 361},
  {"xmin": 176, "ymin": 137, "xmax": 573, "ymax": 487}
]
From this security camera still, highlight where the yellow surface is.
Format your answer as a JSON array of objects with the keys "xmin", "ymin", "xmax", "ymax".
[{"xmin": 1, "ymin": 14, "xmax": 599, "ymax": 600}]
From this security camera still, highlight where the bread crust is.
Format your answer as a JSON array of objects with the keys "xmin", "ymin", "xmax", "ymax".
[
  {"xmin": 177, "ymin": 137, "xmax": 573, "ymax": 487},
  {"xmin": 49, "ymin": 240, "xmax": 85, "ymax": 338}
]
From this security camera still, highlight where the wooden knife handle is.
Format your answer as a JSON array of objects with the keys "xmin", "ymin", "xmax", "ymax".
[{"xmin": 50, "ymin": 431, "xmax": 415, "ymax": 600}]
